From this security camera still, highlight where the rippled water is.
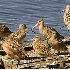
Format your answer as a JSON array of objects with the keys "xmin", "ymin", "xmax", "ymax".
[{"xmin": 0, "ymin": 0, "xmax": 70, "ymax": 41}]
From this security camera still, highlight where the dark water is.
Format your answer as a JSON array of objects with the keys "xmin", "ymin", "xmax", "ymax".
[{"xmin": 0, "ymin": 0, "xmax": 70, "ymax": 41}]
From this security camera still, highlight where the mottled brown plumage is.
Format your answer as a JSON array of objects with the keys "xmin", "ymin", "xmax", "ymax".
[
  {"xmin": 32, "ymin": 18, "xmax": 64, "ymax": 40},
  {"xmin": 32, "ymin": 18, "xmax": 68, "ymax": 52},
  {"xmin": 63, "ymin": 5, "xmax": 70, "ymax": 30},
  {"xmin": 48, "ymin": 37, "xmax": 68, "ymax": 51},
  {"xmin": 0, "ymin": 40, "xmax": 27, "ymax": 59},
  {"xmin": 4, "ymin": 24, "xmax": 27, "ymax": 43},
  {"xmin": 0, "ymin": 24, "xmax": 12, "ymax": 38},
  {"xmin": 0, "ymin": 24, "xmax": 28, "ymax": 59},
  {"xmin": 32, "ymin": 35, "xmax": 51, "ymax": 57}
]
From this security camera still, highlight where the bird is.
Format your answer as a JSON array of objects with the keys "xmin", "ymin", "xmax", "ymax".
[
  {"xmin": 0, "ymin": 24, "xmax": 28, "ymax": 59},
  {"xmin": 63, "ymin": 5, "xmax": 70, "ymax": 31},
  {"xmin": 0, "ymin": 40, "xmax": 28, "ymax": 59},
  {"xmin": 32, "ymin": 18, "xmax": 68, "ymax": 52},
  {"xmin": 32, "ymin": 18, "xmax": 64, "ymax": 40},
  {"xmin": 3, "ymin": 24, "xmax": 27, "ymax": 43},
  {"xmin": 0, "ymin": 23, "xmax": 12, "ymax": 39},
  {"xmin": 31, "ymin": 35, "xmax": 51, "ymax": 59},
  {"xmin": 0, "ymin": 23, "xmax": 12, "ymax": 50},
  {"xmin": 48, "ymin": 37, "xmax": 68, "ymax": 52}
]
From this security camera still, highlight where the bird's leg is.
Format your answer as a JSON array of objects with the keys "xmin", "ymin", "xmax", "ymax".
[
  {"xmin": 43, "ymin": 57, "xmax": 44, "ymax": 61},
  {"xmin": 26, "ymin": 28, "xmax": 39, "ymax": 34},
  {"xmin": 42, "ymin": 55, "xmax": 45, "ymax": 62},
  {"xmin": 58, "ymin": 51, "xmax": 60, "ymax": 54},
  {"xmin": 11, "ymin": 60, "xmax": 13, "ymax": 69},
  {"xmin": 17, "ymin": 59, "xmax": 20, "ymax": 68}
]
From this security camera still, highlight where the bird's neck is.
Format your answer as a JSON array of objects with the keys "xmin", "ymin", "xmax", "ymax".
[
  {"xmin": 39, "ymin": 24, "xmax": 44, "ymax": 31},
  {"xmin": 19, "ymin": 29, "xmax": 25, "ymax": 32},
  {"xmin": 33, "ymin": 39, "xmax": 39, "ymax": 44}
]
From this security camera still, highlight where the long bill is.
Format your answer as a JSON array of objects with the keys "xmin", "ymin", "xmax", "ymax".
[
  {"xmin": 32, "ymin": 23, "xmax": 38, "ymax": 29},
  {"xmin": 25, "ymin": 27, "xmax": 39, "ymax": 34}
]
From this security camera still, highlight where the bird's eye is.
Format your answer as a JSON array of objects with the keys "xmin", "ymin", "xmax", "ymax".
[{"xmin": 39, "ymin": 20, "xmax": 40, "ymax": 22}]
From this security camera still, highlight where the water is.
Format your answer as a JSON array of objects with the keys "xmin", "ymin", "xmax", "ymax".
[{"xmin": 0, "ymin": 0, "xmax": 70, "ymax": 41}]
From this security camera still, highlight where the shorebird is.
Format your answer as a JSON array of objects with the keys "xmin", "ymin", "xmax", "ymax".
[
  {"xmin": 32, "ymin": 18, "xmax": 68, "ymax": 52},
  {"xmin": 0, "ymin": 24, "xmax": 28, "ymax": 59},
  {"xmin": 31, "ymin": 35, "xmax": 51, "ymax": 58},
  {"xmin": 3, "ymin": 24, "xmax": 27, "ymax": 43},
  {"xmin": 32, "ymin": 18, "xmax": 64, "ymax": 40},
  {"xmin": 63, "ymin": 5, "xmax": 70, "ymax": 31},
  {"xmin": 0, "ymin": 40, "xmax": 28, "ymax": 59},
  {"xmin": 0, "ymin": 23, "xmax": 12, "ymax": 39},
  {"xmin": 48, "ymin": 37, "xmax": 68, "ymax": 52}
]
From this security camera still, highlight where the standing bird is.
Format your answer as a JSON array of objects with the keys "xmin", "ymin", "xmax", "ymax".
[
  {"xmin": 4, "ymin": 24, "xmax": 27, "ymax": 43},
  {"xmin": 63, "ymin": 5, "xmax": 70, "ymax": 31},
  {"xmin": 32, "ymin": 18, "xmax": 64, "ymax": 40},
  {"xmin": 32, "ymin": 18, "xmax": 68, "ymax": 52},
  {"xmin": 0, "ymin": 24, "xmax": 28, "ymax": 59},
  {"xmin": 31, "ymin": 35, "xmax": 51, "ymax": 60},
  {"xmin": 0, "ymin": 40, "xmax": 28, "ymax": 59},
  {"xmin": 48, "ymin": 37, "xmax": 68, "ymax": 52},
  {"xmin": 0, "ymin": 23, "xmax": 12, "ymax": 39}
]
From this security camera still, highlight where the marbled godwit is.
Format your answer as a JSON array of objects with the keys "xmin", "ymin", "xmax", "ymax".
[
  {"xmin": 32, "ymin": 18, "xmax": 68, "ymax": 52},
  {"xmin": 0, "ymin": 24, "xmax": 28, "ymax": 59},
  {"xmin": 0, "ymin": 40, "xmax": 28, "ymax": 59},
  {"xmin": 0, "ymin": 23, "xmax": 12, "ymax": 39},
  {"xmin": 4, "ymin": 24, "xmax": 27, "ymax": 43},
  {"xmin": 31, "ymin": 35, "xmax": 51, "ymax": 58},
  {"xmin": 32, "ymin": 18, "xmax": 64, "ymax": 40},
  {"xmin": 48, "ymin": 37, "xmax": 68, "ymax": 52},
  {"xmin": 63, "ymin": 5, "xmax": 70, "ymax": 31}
]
